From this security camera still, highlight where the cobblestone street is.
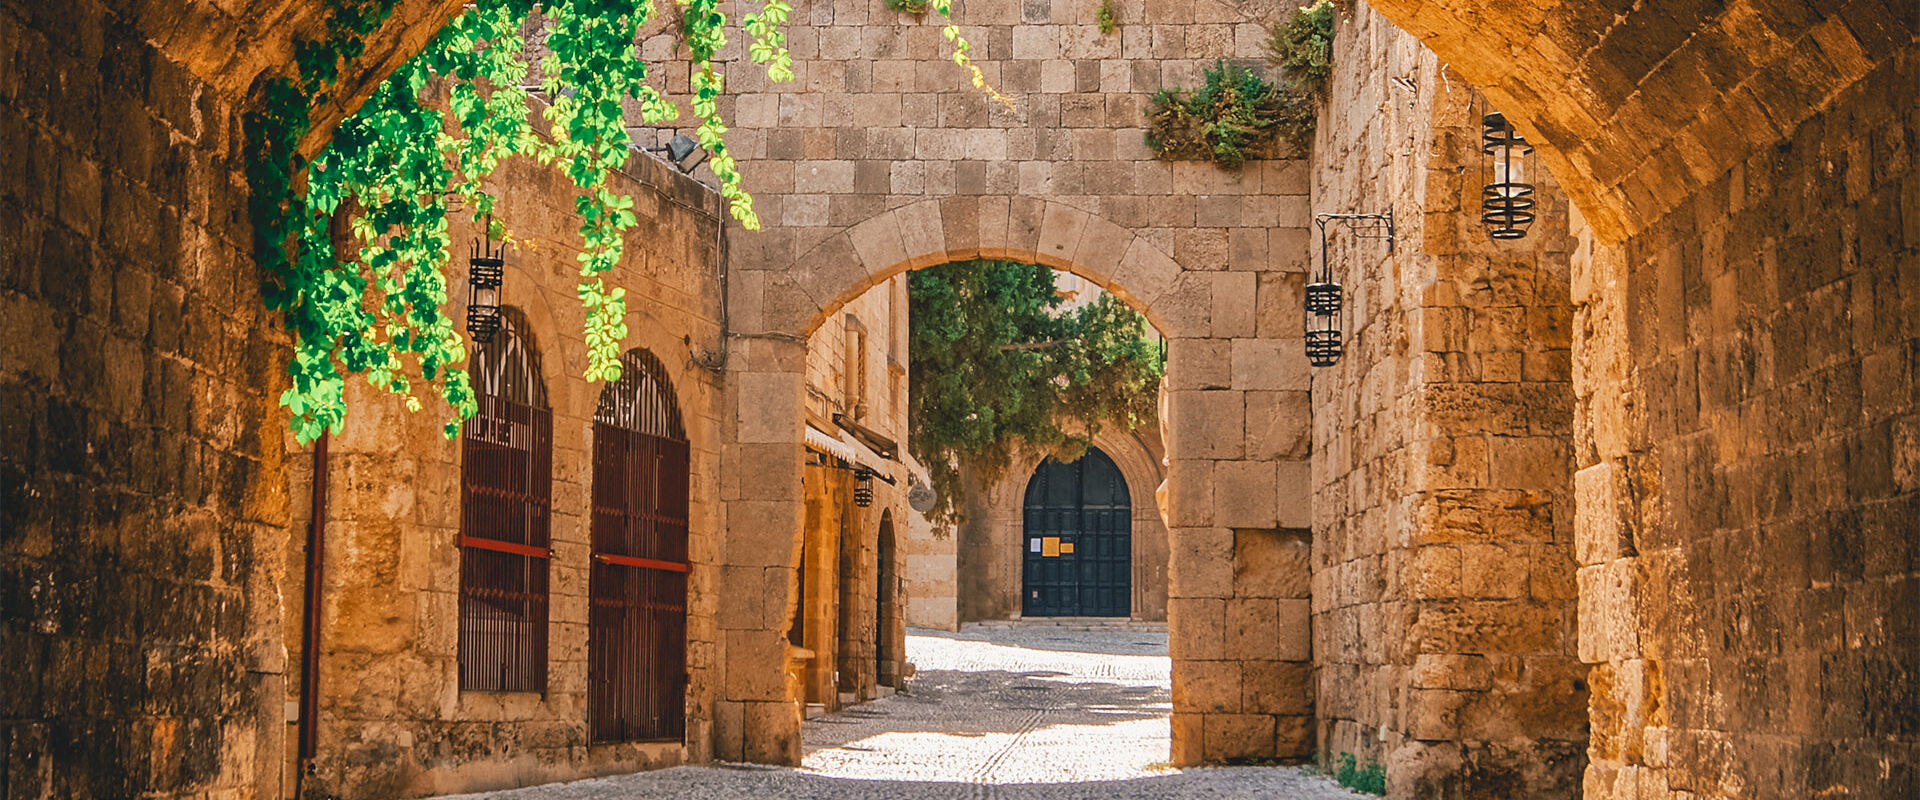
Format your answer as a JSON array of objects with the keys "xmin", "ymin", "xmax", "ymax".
[{"xmin": 443, "ymin": 626, "xmax": 1366, "ymax": 799}]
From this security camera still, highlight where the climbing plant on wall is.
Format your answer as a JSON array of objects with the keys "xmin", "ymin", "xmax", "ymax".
[
  {"xmin": 908, "ymin": 260, "xmax": 1163, "ymax": 528},
  {"xmin": 1144, "ymin": 0, "xmax": 1337, "ymax": 167},
  {"xmin": 249, "ymin": 0, "xmax": 996, "ymax": 443}
]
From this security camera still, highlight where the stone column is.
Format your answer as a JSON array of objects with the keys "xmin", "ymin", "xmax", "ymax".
[{"xmin": 715, "ymin": 335, "xmax": 808, "ymax": 763}]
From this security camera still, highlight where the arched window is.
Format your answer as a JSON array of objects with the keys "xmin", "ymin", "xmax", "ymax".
[
  {"xmin": 458, "ymin": 308, "xmax": 552, "ymax": 693},
  {"xmin": 588, "ymin": 349, "xmax": 690, "ymax": 742}
]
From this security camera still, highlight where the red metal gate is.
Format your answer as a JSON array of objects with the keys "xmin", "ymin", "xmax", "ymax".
[
  {"xmin": 459, "ymin": 310, "xmax": 553, "ymax": 693},
  {"xmin": 589, "ymin": 350, "xmax": 690, "ymax": 742}
]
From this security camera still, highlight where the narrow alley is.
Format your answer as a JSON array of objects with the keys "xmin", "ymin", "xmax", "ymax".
[{"xmin": 441, "ymin": 627, "xmax": 1366, "ymax": 799}]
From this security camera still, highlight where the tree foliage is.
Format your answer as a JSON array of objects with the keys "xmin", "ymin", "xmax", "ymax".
[{"xmin": 908, "ymin": 260, "xmax": 1163, "ymax": 527}]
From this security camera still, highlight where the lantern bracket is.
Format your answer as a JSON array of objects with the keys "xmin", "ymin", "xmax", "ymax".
[{"xmin": 1312, "ymin": 210, "xmax": 1395, "ymax": 257}]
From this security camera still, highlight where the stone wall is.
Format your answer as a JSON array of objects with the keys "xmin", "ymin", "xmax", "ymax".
[
  {"xmin": 694, "ymin": 0, "xmax": 1322, "ymax": 761},
  {"xmin": 954, "ymin": 426, "xmax": 1169, "ymax": 623},
  {"xmin": 794, "ymin": 274, "xmax": 911, "ymax": 712},
  {"xmin": 0, "ymin": 4, "xmax": 291, "ymax": 798},
  {"xmin": 1572, "ymin": 49, "xmax": 1920, "ymax": 800},
  {"xmin": 282, "ymin": 151, "xmax": 730, "ymax": 798},
  {"xmin": 1309, "ymin": 5, "xmax": 1585, "ymax": 797}
]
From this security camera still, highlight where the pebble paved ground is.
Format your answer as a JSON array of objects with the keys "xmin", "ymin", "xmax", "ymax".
[{"xmin": 441, "ymin": 625, "xmax": 1368, "ymax": 799}]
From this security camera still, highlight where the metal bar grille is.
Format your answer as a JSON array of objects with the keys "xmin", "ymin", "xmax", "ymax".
[
  {"xmin": 459, "ymin": 310, "xmax": 553, "ymax": 694},
  {"xmin": 589, "ymin": 349, "xmax": 691, "ymax": 743}
]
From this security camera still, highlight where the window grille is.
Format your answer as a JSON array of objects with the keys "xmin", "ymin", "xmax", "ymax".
[
  {"xmin": 589, "ymin": 348, "xmax": 691, "ymax": 742},
  {"xmin": 459, "ymin": 308, "xmax": 553, "ymax": 693}
]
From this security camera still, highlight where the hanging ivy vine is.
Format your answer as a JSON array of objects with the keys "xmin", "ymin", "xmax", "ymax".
[
  {"xmin": 248, "ymin": 0, "xmax": 794, "ymax": 442},
  {"xmin": 251, "ymin": 0, "xmax": 1006, "ymax": 443}
]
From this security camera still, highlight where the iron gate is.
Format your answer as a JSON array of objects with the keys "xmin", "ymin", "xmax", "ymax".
[
  {"xmin": 1021, "ymin": 447, "xmax": 1131, "ymax": 617},
  {"xmin": 459, "ymin": 309, "xmax": 553, "ymax": 693},
  {"xmin": 589, "ymin": 349, "xmax": 690, "ymax": 742}
]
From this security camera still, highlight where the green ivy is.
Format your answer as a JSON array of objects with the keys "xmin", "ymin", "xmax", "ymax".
[
  {"xmin": 247, "ymin": 0, "xmax": 793, "ymax": 442},
  {"xmin": 908, "ymin": 260, "xmax": 1163, "ymax": 528},
  {"xmin": 1096, "ymin": 0, "xmax": 1118, "ymax": 35},
  {"xmin": 886, "ymin": 0, "xmax": 931, "ymax": 14},
  {"xmin": 931, "ymin": 0, "xmax": 1010, "ymax": 107}
]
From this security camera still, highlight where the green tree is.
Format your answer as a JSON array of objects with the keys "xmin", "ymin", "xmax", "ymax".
[{"xmin": 908, "ymin": 260, "xmax": 1163, "ymax": 527}]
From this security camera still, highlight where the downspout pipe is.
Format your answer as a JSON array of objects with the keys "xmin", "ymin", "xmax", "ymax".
[{"xmin": 296, "ymin": 432, "xmax": 330, "ymax": 794}]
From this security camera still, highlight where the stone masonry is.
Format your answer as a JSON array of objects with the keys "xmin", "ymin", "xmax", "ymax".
[
  {"xmin": 2, "ymin": 0, "xmax": 1916, "ymax": 796},
  {"xmin": 1308, "ymin": 6, "xmax": 1585, "ymax": 797},
  {"xmin": 1569, "ymin": 48, "xmax": 1919, "ymax": 800},
  {"xmin": 280, "ymin": 150, "xmax": 732, "ymax": 798},
  {"xmin": 693, "ymin": 0, "xmax": 1320, "ymax": 765}
]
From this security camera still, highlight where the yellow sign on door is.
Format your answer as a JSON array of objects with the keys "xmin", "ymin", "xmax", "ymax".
[{"xmin": 1042, "ymin": 536, "xmax": 1060, "ymax": 557}]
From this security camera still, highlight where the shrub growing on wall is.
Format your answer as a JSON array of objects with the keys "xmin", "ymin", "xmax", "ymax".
[
  {"xmin": 1144, "ymin": 1, "xmax": 1337, "ymax": 167},
  {"xmin": 908, "ymin": 260, "xmax": 1163, "ymax": 527}
]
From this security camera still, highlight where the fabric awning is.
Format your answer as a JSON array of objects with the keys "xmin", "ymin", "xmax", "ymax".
[{"xmin": 803, "ymin": 423, "xmax": 894, "ymax": 482}]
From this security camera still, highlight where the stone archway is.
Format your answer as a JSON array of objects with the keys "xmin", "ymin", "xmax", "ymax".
[{"xmin": 715, "ymin": 200, "xmax": 1317, "ymax": 766}]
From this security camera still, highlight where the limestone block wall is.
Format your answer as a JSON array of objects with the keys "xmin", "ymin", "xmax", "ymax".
[
  {"xmin": 1571, "ymin": 50, "xmax": 1920, "ymax": 800},
  {"xmin": 901, "ymin": 490, "xmax": 958, "ymax": 631},
  {"xmin": 0, "ymin": 4, "xmax": 293, "ymax": 798},
  {"xmin": 686, "ymin": 0, "xmax": 1322, "ymax": 764},
  {"xmin": 955, "ymin": 426, "xmax": 1169, "ymax": 623},
  {"xmin": 1308, "ymin": 5, "xmax": 1585, "ymax": 797},
  {"xmin": 282, "ymin": 152, "xmax": 730, "ymax": 798}
]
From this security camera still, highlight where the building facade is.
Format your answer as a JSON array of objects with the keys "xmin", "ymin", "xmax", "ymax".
[
  {"xmin": 793, "ymin": 275, "xmax": 912, "ymax": 714},
  {"xmin": 279, "ymin": 152, "xmax": 733, "ymax": 798},
  {"xmin": 1, "ymin": 0, "xmax": 1914, "ymax": 798}
]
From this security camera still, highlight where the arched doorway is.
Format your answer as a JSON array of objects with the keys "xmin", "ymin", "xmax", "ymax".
[
  {"xmin": 588, "ymin": 348, "xmax": 691, "ymax": 743},
  {"xmin": 875, "ymin": 511, "xmax": 897, "ymax": 687},
  {"xmin": 1021, "ymin": 447, "xmax": 1131, "ymax": 618}
]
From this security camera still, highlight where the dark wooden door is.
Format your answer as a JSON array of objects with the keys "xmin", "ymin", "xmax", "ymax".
[{"xmin": 1021, "ymin": 447, "xmax": 1131, "ymax": 617}]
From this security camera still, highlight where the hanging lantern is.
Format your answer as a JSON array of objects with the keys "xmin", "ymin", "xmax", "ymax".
[
  {"xmin": 852, "ymin": 468, "xmax": 875, "ymax": 508},
  {"xmin": 1480, "ymin": 109, "xmax": 1536, "ymax": 240},
  {"xmin": 1304, "ymin": 281, "xmax": 1343, "ymax": 368},
  {"xmin": 467, "ymin": 217, "xmax": 505, "ymax": 343}
]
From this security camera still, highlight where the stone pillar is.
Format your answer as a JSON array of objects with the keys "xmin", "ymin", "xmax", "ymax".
[
  {"xmin": 1308, "ymin": 7, "xmax": 1585, "ymax": 796},
  {"xmin": 715, "ymin": 336, "xmax": 808, "ymax": 764},
  {"xmin": 1167, "ymin": 324, "xmax": 1316, "ymax": 763}
]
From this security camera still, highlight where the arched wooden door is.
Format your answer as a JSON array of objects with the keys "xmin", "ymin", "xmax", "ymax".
[
  {"xmin": 1021, "ymin": 447, "xmax": 1131, "ymax": 618},
  {"xmin": 588, "ymin": 349, "xmax": 690, "ymax": 742}
]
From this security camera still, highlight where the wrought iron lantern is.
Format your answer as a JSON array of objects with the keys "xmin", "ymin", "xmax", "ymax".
[
  {"xmin": 1480, "ymin": 109, "xmax": 1537, "ymax": 240},
  {"xmin": 1303, "ymin": 211, "xmax": 1392, "ymax": 368},
  {"xmin": 467, "ymin": 219, "xmax": 505, "ymax": 344},
  {"xmin": 1304, "ymin": 281, "xmax": 1343, "ymax": 367},
  {"xmin": 853, "ymin": 468, "xmax": 875, "ymax": 508}
]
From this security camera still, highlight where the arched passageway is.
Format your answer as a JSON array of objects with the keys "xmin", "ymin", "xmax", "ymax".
[{"xmin": 2, "ymin": 0, "xmax": 1912, "ymax": 797}]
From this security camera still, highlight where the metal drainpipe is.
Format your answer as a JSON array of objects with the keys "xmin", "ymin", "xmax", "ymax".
[{"xmin": 296, "ymin": 432, "xmax": 330, "ymax": 796}]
